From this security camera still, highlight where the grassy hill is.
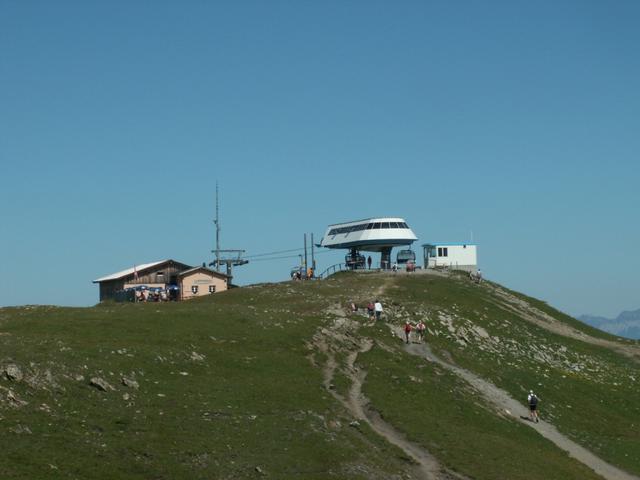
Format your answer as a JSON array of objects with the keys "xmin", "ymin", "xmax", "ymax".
[{"xmin": 1, "ymin": 272, "xmax": 638, "ymax": 479}]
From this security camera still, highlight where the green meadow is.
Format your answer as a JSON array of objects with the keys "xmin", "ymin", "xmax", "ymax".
[{"xmin": 0, "ymin": 272, "xmax": 637, "ymax": 479}]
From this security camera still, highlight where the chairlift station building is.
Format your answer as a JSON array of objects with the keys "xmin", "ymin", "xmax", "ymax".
[{"xmin": 320, "ymin": 217, "xmax": 417, "ymax": 268}]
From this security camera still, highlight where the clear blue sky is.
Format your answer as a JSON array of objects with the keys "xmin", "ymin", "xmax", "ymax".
[{"xmin": 1, "ymin": 1, "xmax": 639, "ymax": 318}]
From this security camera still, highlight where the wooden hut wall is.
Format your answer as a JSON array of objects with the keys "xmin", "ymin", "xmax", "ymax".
[
  {"xmin": 100, "ymin": 280, "xmax": 125, "ymax": 301},
  {"xmin": 130, "ymin": 262, "xmax": 191, "ymax": 285}
]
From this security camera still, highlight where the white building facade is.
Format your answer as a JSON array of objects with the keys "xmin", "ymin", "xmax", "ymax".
[{"xmin": 422, "ymin": 243, "xmax": 477, "ymax": 272}]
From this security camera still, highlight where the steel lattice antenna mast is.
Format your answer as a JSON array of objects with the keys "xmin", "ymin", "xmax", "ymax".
[
  {"xmin": 209, "ymin": 182, "xmax": 249, "ymax": 282},
  {"xmin": 214, "ymin": 182, "xmax": 220, "ymax": 272}
]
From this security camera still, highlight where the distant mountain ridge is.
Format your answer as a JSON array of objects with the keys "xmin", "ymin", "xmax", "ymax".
[{"xmin": 579, "ymin": 308, "xmax": 640, "ymax": 339}]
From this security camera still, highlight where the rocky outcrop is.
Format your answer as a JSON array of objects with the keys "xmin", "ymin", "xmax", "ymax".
[
  {"xmin": 3, "ymin": 364, "xmax": 23, "ymax": 382},
  {"xmin": 90, "ymin": 377, "xmax": 114, "ymax": 392},
  {"xmin": 190, "ymin": 351, "xmax": 205, "ymax": 362},
  {"xmin": 0, "ymin": 386, "xmax": 28, "ymax": 408},
  {"xmin": 121, "ymin": 376, "xmax": 139, "ymax": 389},
  {"xmin": 26, "ymin": 368, "xmax": 59, "ymax": 391}
]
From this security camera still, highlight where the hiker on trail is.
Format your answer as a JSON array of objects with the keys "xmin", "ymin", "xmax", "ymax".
[
  {"xmin": 528, "ymin": 390, "xmax": 540, "ymax": 423},
  {"xmin": 366, "ymin": 301, "xmax": 375, "ymax": 320},
  {"xmin": 374, "ymin": 299, "xmax": 383, "ymax": 321},
  {"xmin": 416, "ymin": 320, "xmax": 426, "ymax": 343},
  {"xmin": 367, "ymin": 256, "xmax": 372, "ymax": 269},
  {"xmin": 476, "ymin": 269, "xmax": 483, "ymax": 284},
  {"xmin": 350, "ymin": 302, "xmax": 358, "ymax": 313},
  {"xmin": 404, "ymin": 321, "xmax": 412, "ymax": 344},
  {"xmin": 392, "ymin": 262, "xmax": 398, "ymax": 273}
]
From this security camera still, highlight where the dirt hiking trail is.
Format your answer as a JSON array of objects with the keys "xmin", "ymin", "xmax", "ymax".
[
  {"xmin": 392, "ymin": 325, "xmax": 640, "ymax": 480},
  {"xmin": 313, "ymin": 304, "xmax": 466, "ymax": 480}
]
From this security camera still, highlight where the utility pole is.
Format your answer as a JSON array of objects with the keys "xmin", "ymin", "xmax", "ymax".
[
  {"xmin": 304, "ymin": 234, "xmax": 308, "ymax": 271},
  {"xmin": 311, "ymin": 233, "xmax": 316, "ymax": 270}
]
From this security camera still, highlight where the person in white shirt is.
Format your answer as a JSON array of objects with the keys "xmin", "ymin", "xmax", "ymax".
[
  {"xmin": 416, "ymin": 320, "xmax": 426, "ymax": 343},
  {"xmin": 374, "ymin": 300, "xmax": 383, "ymax": 321},
  {"xmin": 527, "ymin": 390, "xmax": 540, "ymax": 423}
]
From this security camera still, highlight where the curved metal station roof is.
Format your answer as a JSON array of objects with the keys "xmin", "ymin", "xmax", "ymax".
[{"xmin": 320, "ymin": 217, "xmax": 417, "ymax": 252}]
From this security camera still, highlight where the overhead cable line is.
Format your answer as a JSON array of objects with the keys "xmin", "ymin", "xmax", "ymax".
[
  {"xmin": 248, "ymin": 249, "xmax": 333, "ymax": 262},
  {"xmin": 244, "ymin": 247, "xmax": 305, "ymax": 259},
  {"xmin": 249, "ymin": 254, "xmax": 305, "ymax": 262}
]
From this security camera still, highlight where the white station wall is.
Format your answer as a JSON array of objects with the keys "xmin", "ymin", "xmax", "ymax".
[{"xmin": 434, "ymin": 245, "xmax": 477, "ymax": 267}]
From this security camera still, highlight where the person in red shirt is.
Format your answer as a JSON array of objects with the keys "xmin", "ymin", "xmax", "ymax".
[
  {"xmin": 366, "ymin": 301, "xmax": 375, "ymax": 320},
  {"xmin": 404, "ymin": 321, "xmax": 412, "ymax": 344}
]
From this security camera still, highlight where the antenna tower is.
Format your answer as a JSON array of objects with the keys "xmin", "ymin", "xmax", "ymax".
[
  {"xmin": 214, "ymin": 183, "xmax": 220, "ymax": 271},
  {"xmin": 210, "ymin": 182, "xmax": 248, "ymax": 283}
]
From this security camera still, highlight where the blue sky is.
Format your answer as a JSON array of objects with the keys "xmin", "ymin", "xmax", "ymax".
[{"xmin": 1, "ymin": 1, "xmax": 638, "ymax": 318}]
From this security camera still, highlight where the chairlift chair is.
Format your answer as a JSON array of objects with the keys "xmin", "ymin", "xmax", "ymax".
[{"xmin": 396, "ymin": 249, "xmax": 416, "ymax": 265}]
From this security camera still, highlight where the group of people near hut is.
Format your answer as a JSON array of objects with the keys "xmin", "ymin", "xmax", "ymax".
[{"xmin": 135, "ymin": 289, "xmax": 172, "ymax": 302}]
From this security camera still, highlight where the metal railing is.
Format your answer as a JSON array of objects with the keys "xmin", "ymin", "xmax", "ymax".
[{"xmin": 317, "ymin": 263, "xmax": 346, "ymax": 279}]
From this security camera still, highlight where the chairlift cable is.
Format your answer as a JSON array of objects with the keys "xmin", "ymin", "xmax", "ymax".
[
  {"xmin": 249, "ymin": 254, "xmax": 304, "ymax": 262},
  {"xmin": 248, "ymin": 250, "xmax": 333, "ymax": 263},
  {"xmin": 244, "ymin": 247, "xmax": 305, "ymax": 259}
]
